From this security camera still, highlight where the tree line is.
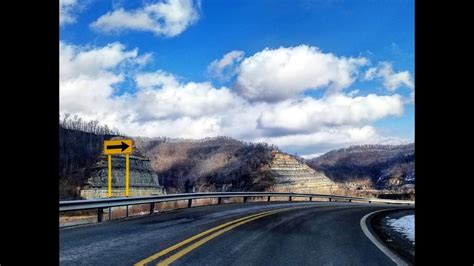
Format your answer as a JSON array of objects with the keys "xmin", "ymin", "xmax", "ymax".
[{"xmin": 59, "ymin": 114, "xmax": 124, "ymax": 199}]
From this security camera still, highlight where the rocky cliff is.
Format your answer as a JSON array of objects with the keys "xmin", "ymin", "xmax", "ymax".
[
  {"xmin": 80, "ymin": 138, "xmax": 166, "ymax": 199},
  {"xmin": 262, "ymin": 151, "xmax": 338, "ymax": 194}
]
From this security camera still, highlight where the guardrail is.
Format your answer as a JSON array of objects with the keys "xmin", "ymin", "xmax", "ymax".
[{"xmin": 59, "ymin": 192, "xmax": 415, "ymax": 223}]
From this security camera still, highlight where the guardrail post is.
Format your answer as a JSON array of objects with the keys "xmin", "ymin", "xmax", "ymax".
[
  {"xmin": 150, "ymin": 202, "xmax": 155, "ymax": 214},
  {"xmin": 188, "ymin": 199, "xmax": 193, "ymax": 208},
  {"xmin": 98, "ymin": 208, "xmax": 104, "ymax": 223},
  {"xmin": 309, "ymin": 197, "xmax": 312, "ymax": 202},
  {"xmin": 243, "ymin": 196, "xmax": 248, "ymax": 203},
  {"xmin": 218, "ymin": 197, "xmax": 222, "ymax": 205},
  {"xmin": 267, "ymin": 196, "xmax": 271, "ymax": 202},
  {"xmin": 289, "ymin": 196, "xmax": 292, "ymax": 201}
]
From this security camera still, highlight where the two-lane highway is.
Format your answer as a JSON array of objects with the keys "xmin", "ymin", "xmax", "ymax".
[{"xmin": 60, "ymin": 201, "xmax": 411, "ymax": 265}]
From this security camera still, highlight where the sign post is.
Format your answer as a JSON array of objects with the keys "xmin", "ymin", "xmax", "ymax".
[
  {"xmin": 108, "ymin": 155, "xmax": 112, "ymax": 197},
  {"xmin": 104, "ymin": 139, "xmax": 133, "ymax": 197},
  {"xmin": 125, "ymin": 154, "xmax": 130, "ymax": 197}
]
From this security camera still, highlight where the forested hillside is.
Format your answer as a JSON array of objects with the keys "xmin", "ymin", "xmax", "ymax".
[
  {"xmin": 134, "ymin": 137, "xmax": 277, "ymax": 193},
  {"xmin": 306, "ymin": 144, "xmax": 414, "ymax": 190},
  {"xmin": 59, "ymin": 115, "xmax": 414, "ymax": 199},
  {"xmin": 59, "ymin": 114, "xmax": 122, "ymax": 199}
]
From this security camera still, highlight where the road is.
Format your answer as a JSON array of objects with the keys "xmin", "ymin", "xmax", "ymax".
[{"xmin": 60, "ymin": 201, "xmax": 411, "ymax": 265}]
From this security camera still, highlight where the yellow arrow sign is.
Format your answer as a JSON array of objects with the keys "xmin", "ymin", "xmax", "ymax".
[{"xmin": 104, "ymin": 139, "xmax": 133, "ymax": 155}]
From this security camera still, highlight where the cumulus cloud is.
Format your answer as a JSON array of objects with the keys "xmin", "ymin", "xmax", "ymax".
[
  {"xmin": 91, "ymin": 0, "xmax": 201, "ymax": 37},
  {"xmin": 60, "ymin": 41, "xmax": 140, "ymax": 119},
  {"xmin": 255, "ymin": 125, "xmax": 411, "ymax": 158},
  {"xmin": 235, "ymin": 45, "xmax": 368, "ymax": 102},
  {"xmin": 364, "ymin": 62, "xmax": 414, "ymax": 91},
  {"xmin": 133, "ymin": 71, "xmax": 239, "ymax": 122},
  {"xmin": 207, "ymin": 50, "xmax": 245, "ymax": 81},
  {"xmin": 61, "ymin": 42, "xmax": 240, "ymax": 138},
  {"xmin": 60, "ymin": 42, "xmax": 410, "ymax": 156},
  {"xmin": 60, "ymin": 0, "xmax": 87, "ymax": 25},
  {"xmin": 257, "ymin": 94, "xmax": 404, "ymax": 135}
]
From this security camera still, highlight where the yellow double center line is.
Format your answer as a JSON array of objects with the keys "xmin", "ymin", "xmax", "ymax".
[{"xmin": 134, "ymin": 206, "xmax": 304, "ymax": 266}]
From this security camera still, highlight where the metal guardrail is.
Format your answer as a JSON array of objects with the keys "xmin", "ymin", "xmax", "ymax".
[{"xmin": 59, "ymin": 192, "xmax": 414, "ymax": 223}]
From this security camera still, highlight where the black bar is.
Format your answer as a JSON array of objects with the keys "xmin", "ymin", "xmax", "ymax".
[
  {"xmin": 106, "ymin": 144, "xmax": 123, "ymax": 150},
  {"xmin": 329, "ymin": 198, "xmax": 332, "ymax": 202},
  {"xmin": 289, "ymin": 196, "xmax": 292, "ymax": 201},
  {"xmin": 126, "ymin": 205, "xmax": 129, "ymax": 217},
  {"xmin": 188, "ymin": 199, "xmax": 192, "ymax": 208},
  {"xmin": 98, "ymin": 208, "xmax": 104, "ymax": 223},
  {"xmin": 150, "ymin": 202, "xmax": 155, "ymax": 214},
  {"xmin": 267, "ymin": 196, "xmax": 271, "ymax": 202},
  {"xmin": 369, "ymin": 201, "xmax": 371, "ymax": 203},
  {"xmin": 309, "ymin": 197, "xmax": 312, "ymax": 202},
  {"xmin": 243, "ymin": 196, "xmax": 248, "ymax": 203},
  {"xmin": 348, "ymin": 199, "xmax": 352, "ymax": 202},
  {"xmin": 218, "ymin": 197, "xmax": 222, "ymax": 205},
  {"xmin": 108, "ymin": 207, "xmax": 111, "ymax": 220}
]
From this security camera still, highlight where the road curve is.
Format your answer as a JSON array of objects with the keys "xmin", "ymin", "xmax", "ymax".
[{"xmin": 60, "ymin": 201, "xmax": 411, "ymax": 265}]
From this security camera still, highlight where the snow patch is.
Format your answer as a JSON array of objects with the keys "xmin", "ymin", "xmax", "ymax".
[{"xmin": 387, "ymin": 214, "xmax": 414, "ymax": 243}]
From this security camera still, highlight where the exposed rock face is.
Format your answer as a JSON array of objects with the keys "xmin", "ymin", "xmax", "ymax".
[
  {"xmin": 263, "ymin": 151, "xmax": 338, "ymax": 194},
  {"xmin": 81, "ymin": 154, "xmax": 166, "ymax": 198}
]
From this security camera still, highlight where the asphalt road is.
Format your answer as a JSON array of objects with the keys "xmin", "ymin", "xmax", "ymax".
[{"xmin": 60, "ymin": 201, "xmax": 411, "ymax": 265}]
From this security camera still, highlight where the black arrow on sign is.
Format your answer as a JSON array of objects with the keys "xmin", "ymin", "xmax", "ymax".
[{"xmin": 106, "ymin": 141, "xmax": 130, "ymax": 152}]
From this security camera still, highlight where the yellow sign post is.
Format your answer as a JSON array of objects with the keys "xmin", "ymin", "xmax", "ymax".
[
  {"xmin": 125, "ymin": 154, "xmax": 130, "ymax": 197},
  {"xmin": 104, "ymin": 139, "xmax": 133, "ymax": 197},
  {"xmin": 108, "ymin": 155, "xmax": 112, "ymax": 197}
]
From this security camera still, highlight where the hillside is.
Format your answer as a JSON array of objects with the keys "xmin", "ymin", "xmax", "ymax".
[
  {"xmin": 306, "ymin": 144, "xmax": 414, "ymax": 193},
  {"xmin": 59, "ymin": 114, "xmax": 124, "ymax": 199},
  {"xmin": 59, "ymin": 116, "xmax": 414, "ymax": 200},
  {"xmin": 134, "ymin": 137, "xmax": 278, "ymax": 193}
]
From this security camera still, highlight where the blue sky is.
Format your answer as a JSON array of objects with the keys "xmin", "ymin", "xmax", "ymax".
[{"xmin": 60, "ymin": 0, "xmax": 414, "ymax": 157}]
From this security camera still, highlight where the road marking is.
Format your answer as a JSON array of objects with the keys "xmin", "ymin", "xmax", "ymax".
[
  {"xmin": 134, "ymin": 207, "xmax": 298, "ymax": 266},
  {"xmin": 156, "ymin": 211, "xmax": 281, "ymax": 266},
  {"xmin": 360, "ymin": 209, "xmax": 411, "ymax": 266}
]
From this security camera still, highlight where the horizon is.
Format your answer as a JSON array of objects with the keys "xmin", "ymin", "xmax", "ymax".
[
  {"xmin": 60, "ymin": 0, "xmax": 414, "ymax": 157},
  {"xmin": 60, "ymin": 117, "xmax": 414, "ymax": 160}
]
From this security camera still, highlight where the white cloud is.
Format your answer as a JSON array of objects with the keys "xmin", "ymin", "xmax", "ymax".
[
  {"xmin": 60, "ymin": 0, "xmax": 79, "ymax": 25},
  {"xmin": 364, "ymin": 62, "xmax": 414, "ymax": 91},
  {"xmin": 235, "ymin": 45, "xmax": 368, "ymax": 102},
  {"xmin": 60, "ymin": 42, "xmax": 240, "ymax": 138},
  {"xmin": 60, "ymin": 42, "xmax": 140, "ymax": 118},
  {"xmin": 208, "ymin": 50, "xmax": 245, "ymax": 81},
  {"xmin": 364, "ymin": 67, "xmax": 377, "ymax": 80},
  {"xmin": 133, "ymin": 71, "xmax": 239, "ymax": 121},
  {"xmin": 60, "ymin": 42, "xmax": 138, "ymax": 79},
  {"xmin": 257, "ymin": 94, "xmax": 404, "ymax": 135},
  {"xmin": 134, "ymin": 53, "xmax": 154, "ymax": 66},
  {"xmin": 135, "ymin": 70, "xmax": 180, "ymax": 89},
  {"xmin": 300, "ymin": 153, "xmax": 324, "ymax": 159},
  {"xmin": 255, "ymin": 125, "xmax": 411, "ymax": 156},
  {"xmin": 347, "ymin": 89, "xmax": 359, "ymax": 97},
  {"xmin": 91, "ymin": 0, "xmax": 201, "ymax": 37},
  {"xmin": 60, "ymin": 42, "xmax": 411, "ymax": 156}
]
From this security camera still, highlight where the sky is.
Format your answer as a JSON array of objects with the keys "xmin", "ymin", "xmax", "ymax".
[{"xmin": 59, "ymin": 0, "xmax": 414, "ymax": 158}]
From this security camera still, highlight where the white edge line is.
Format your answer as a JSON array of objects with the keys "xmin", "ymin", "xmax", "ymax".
[{"xmin": 360, "ymin": 209, "xmax": 411, "ymax": 266}]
